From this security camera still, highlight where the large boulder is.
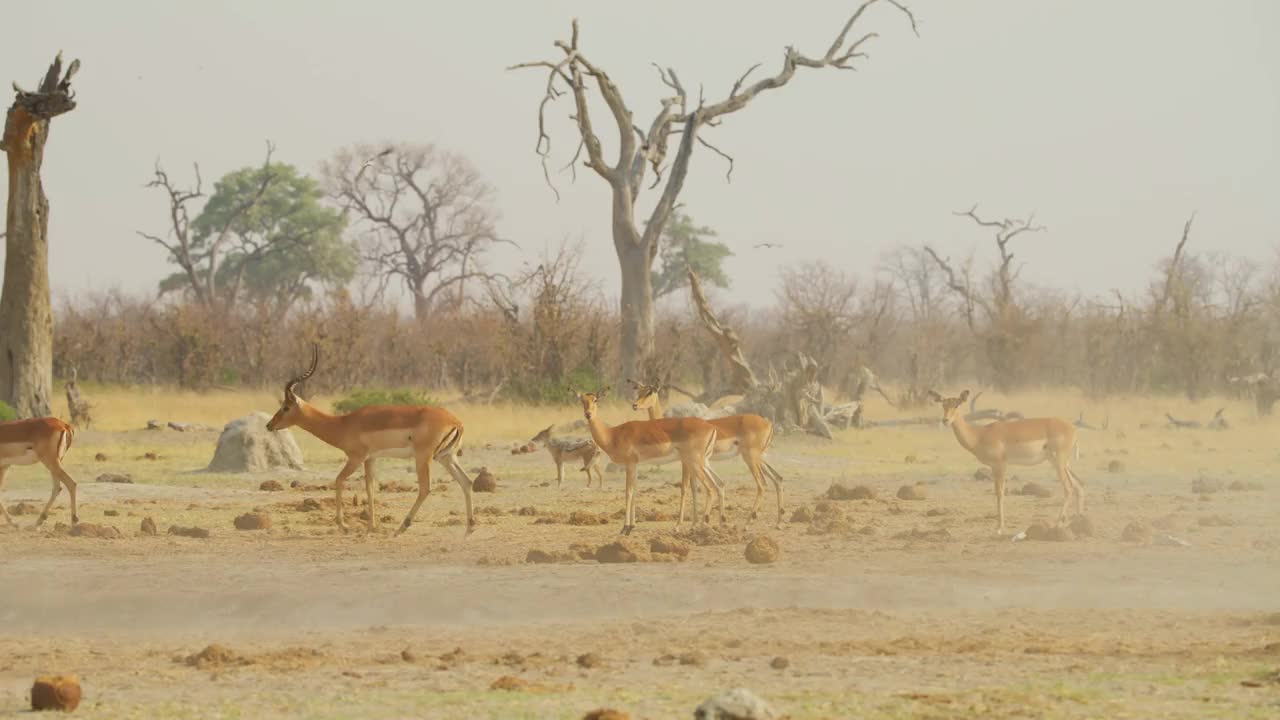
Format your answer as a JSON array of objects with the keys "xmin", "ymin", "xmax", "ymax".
[{"xmin": 206, "ymin": 412, "xmax": 304, "ymax": 473}]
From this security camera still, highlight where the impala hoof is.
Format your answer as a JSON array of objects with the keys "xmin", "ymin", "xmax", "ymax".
[{"xmin": 620, "ymin": 524, "xmax": 634, "ymax": 536}]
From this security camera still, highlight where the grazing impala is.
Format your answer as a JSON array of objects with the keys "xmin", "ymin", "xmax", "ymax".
[
  {"xmin": 265, "ymin": 346, "xmax": 476, "ymax": 536},
  {"xmin": 0, "ymin": 417, "xmax": 77, "ymax": 528},
  {"xmin": 574, "ymin": 387, "xmax": 725, "ymax": 534},
  {"xmin": 929, "ymin": 389, "xmax": 1083, "ymax": 534},
  {"xmin": 529, "ymin": 424, "xmax": 604, "ymax": 488},
  {"xmin": 629, "ymin": 380, "xmax": 785, "ymax": 528}
]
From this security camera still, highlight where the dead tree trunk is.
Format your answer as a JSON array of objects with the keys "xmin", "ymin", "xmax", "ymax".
[
  {"xmin": 688, "ymin": 268, "xmax": 757, "ymax": 395},
  {"xmin": 0, "ymin": 53, "xmax": 80, "ymax": 418},
  {"xmin": 512, "ymin": 1, "xmax": 916, "ymax": 383}
]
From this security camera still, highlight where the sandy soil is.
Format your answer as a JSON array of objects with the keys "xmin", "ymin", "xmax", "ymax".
[{"xmin": 1, "ymin": 422, "xmax": 1278, "ymax": 718}]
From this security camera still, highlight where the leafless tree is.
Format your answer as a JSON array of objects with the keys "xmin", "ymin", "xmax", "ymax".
[
  {"xmin": 0, "ymin": 52, "xmax": 80, "ymax": 417},
  {"xmin": 511, "ymin": 1, "xmax": 918, "ymax": 381},
  {"xmin": 324, "ymin": 143, "xmax": 509, "ymax": 321}
]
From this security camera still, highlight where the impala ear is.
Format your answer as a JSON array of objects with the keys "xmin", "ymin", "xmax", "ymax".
[{"xmin": 958, "ymin": 389, "xmax": 970, "ymax": 402}]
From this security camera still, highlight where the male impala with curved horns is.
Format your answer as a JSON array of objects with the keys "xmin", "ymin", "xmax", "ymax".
[
  {"xmin": 629, "ymin": 380, "xmax": 785, "ymax": 529},
  {"xmin": 265, "ymin": 345, "xmax": 476, "ymax": 536},
  {"xmin": 574, "ymin": 387, "xmax": 725, "ymax": 535},
  {"xmin": 0, "ymin": 417, "xmax": 77, "ymax": 528},
  {"xmin": 929, "ymin": 389, "xmax": 1084, "ymax": 534}
]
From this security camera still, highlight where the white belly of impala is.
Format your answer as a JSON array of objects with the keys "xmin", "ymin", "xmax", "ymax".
[
  {"xmin": 0, "ymin": 442, "xmax": 38, "ymax": 467},
  {"xmin": 1005, "ymin": 441, "xmax": 1049, "ymax": 466},
  {"xmin": 369, "ymin": 446, "xmax": 415, "ymax": 459}
]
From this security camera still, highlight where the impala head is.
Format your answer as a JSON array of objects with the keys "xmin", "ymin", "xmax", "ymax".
[
  {"xmin": 573, "ymin": 386, "xmax": 611, "ymax": 420},
  {"xmin": 529, "ymin": 424, "xmax": 554, "ymax": 444},
  {"xmin": 267, "ymin": 344, "xmax": 320, "ymax": 432},
  {"xmin": 627, "ymin": 378, "xmax": 660, "ymax": 412},
  {"xmin": 927, "ymin": 389, "xmax": 970, "ymax": 426}
]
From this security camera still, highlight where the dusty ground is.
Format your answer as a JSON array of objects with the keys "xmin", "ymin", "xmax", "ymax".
[{"xmin": 1, "ymin": 392, "xmax": 1278, "ymax": 718}]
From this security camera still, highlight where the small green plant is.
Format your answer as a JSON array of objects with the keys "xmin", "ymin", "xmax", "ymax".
[
  {"xmin": 504, "ymin": 365, "xmax": 607, "ymax": 405},
  {"xmin": 333, "ymin": 389, "xmax": 436, "ymax": 414},
  {"xmin": 0, "ymin": 401, "xmax": 15, "ymax": 422}
]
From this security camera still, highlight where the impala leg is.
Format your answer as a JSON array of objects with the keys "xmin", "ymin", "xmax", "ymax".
[
  {"xmin": 701, "ymin": 462, "xmax": 728, "ymax": 527},
  {"xmin": 35, "ymin": 465, "xmax": 68, "ymax": 528},
  {"xmin": 1053, "ymin": 455, "xmax": 1074, "ymax": 524},
  {"xmin": 438, "ymin": 453, "xmax": 476, "ymax": 536},
  {"xmin": 397, "ymin": 455, "xmax": 432, "ymax": 536},
  {"xmin": 676, "ymin": 462, "xmax": 690, "ymax": 529},
  {"xmin": 1068, "ymin": 467, "xmax": 1086, "ymax": 516},
  {"xmin": 0, "ymin": 467, "xmax": 14, "ymax": 527},
  {"xmin": 332, "ymin": 456, "xmax": 364, "ymax": 533},
  {"xmin": 554, "ymin": 457, "xmax": 565, "ymax": 488},
  {"xmin": 761, "ymin": 459, "xmax": 786, "ymax": 529},
  {"xmin": 992, "ymin": 463, "xmax": 1007, "ymax": 535},
  {"xmin": 363, "ymin": 459, "xmax": 378, "ymax": 533},
  {"xmin": 744, "ymin": 452, "xmax": 767, "ymax": 521},
  {"xmin": 53, "ymin": 465, "xmax": 78, "ymax": 526},
  {"xmin": 592, "ymin": 460, "xmax": 604, "ymax": 488},
  {"xmin": 622, "ymin": 463, "xmax": 637, "ymax": 535}
]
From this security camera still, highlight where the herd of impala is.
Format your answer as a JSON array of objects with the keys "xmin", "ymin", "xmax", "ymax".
[{"xmin": 0, "ymin": 346, "xmax": 1085, "ymax": 538}]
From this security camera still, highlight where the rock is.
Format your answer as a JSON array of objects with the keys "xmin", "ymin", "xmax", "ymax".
[
  {"xmin": 233, "ymin": 512, "xmax": 272, "ymax": 530},
  {"xmin": 974, "ymin": 467, "xmax": 993, "ymax": 482},
  {"xmin": 95, "ymin": 473, "xmax": 133, "ymax": 484},
  {"xmin": 1191, "ymin": 477, "xmax": 1223, "ymax": 494},
  {"xmin": 576, "ymin": 652, "xmax": 603, "ymax": 669},
  {"xmin": 30, "ymin": 675, "xmax": 81, "ymax": 712},
  {"xmin": 666, "ymin": 402, "xmax": 709, "ymax": 418},
  {"xmin": 1018, "ymin": 482, "xmax": 1052, "ymax": 498},
  {"xmin": 567, "ymin": 510, "xmax": 608, "ymax": 526},
  {"xmin": 140, "ymin": 517, "xmax": 158, "ymax": 536},
  {"xmin": 1228, "ymin": 480, "xmax": 1264, "ymax": 492},
  {"xmin": 827, "ymin": 483, "xmax": 874, "ymax": 500},
  {"xmin": 595, "ymin": 539, "xmax": 651, "ymax": 563},
  {"xmin": 70, "ymin": 523, "xmax": 122, "ymax": 539},
  {"xmin": 297, "ymin": 498, "xmax": 323, "ymax": 512},
  {"xmin": 1068, "ymin": 515, "xmax": 1095, "ymax": 538},
  {"xmin": 1024, "ymin": 521, "xmax": 1073, "ymax": 542},
  {"xmin": 168, "ymin": 525, "xmax": 211, "ymax": 539},
  {"xmin": 789, "ymin": 506, "xmax": 814, "ymax": 523},
  {"xmin": 93, "ymin": 452, "xmax": 108, "ymax": 462},
  {"xmin": 744, "ymin": 536, "xmax": 780, "ymax": 564},
  {"xmin": 401, "ymin": 648, "xmax": 417, "ymax": 663},
  {"xmin": 259, "ymin": 480, "xmax": 285, "ymax": 492},
  {"xmin": 1121, "ymin": 521, "xmax": 1153, "ymax": 544},
  {"xmin": 896, "ymin": 484, "xmax": 926, "ymax": 501},
  {"xmin": 649, "ymin": 535, "xmax": 692, "ymax": 559},
  {"xmin": 206, "ymin": 412, "xmax": 304, "ymax": 473},
  {"xmin": 490, "ymin": 675, "xmax": 530, "ymax": 691},
  {"xmin": 146, "ymin": 419, "xmax": 163, "ymax": 430},
  {"xmin": 679, "ymin": 651, "xmax": 708, "ymax": 667},
  {"xmin": 525, "ymin": 549, "xmax": 575, "ymax": 564},
  {"xmin": 583, "ymin": 710, "xmax": 630, "ymax": 720},
  {"xmin": 473, "ymin": 468, "xmax": 498, "ymax": 493},
  {"xmin": 184, "ymin": 644, "xmax": 245, "ymax": 669},
  {"xmin": 694, "ymin": 688, "xmax": 779, "ymax": 720},
  {"xmin": 1107, "ymin": 459, "xmax": 1125, "ymax": 473},
  {"xmin": 769, "ymin": 656, "xmax": 789, "ymax": 670},
  {"xmin": 142, "ymin": 452, "xmax": 159, "ymax": 461},
  {"xmin": 103, "ymin": 509, "xmax": 119, "ymax": 517}
]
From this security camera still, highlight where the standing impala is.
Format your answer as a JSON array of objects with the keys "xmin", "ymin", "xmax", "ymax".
[
  {"xmin": 0, "ymin": 417, "xmax": 77, "ymax": 528},
  {"xmin": 574, "ymin": 387, "xmax": 725, "ymax": 534},
  {"xmin": 929, "ymin": 389, "xmax": 1083, "ymax": 534},
  {"xmin": 266, "ymin": 346, "xmax": 476, "ymax": 536},
  {"xmin": 629, "ymin": 380, "xmax": 786, "ymax": 529}
]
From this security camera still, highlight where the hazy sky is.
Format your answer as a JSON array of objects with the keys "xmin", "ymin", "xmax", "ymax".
[{"xmin": 2, "ymin": 1, "xmax": 1277, "ymax": 310}]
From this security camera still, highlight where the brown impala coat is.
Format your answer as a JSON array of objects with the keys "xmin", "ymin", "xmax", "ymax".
[{"xmin": 0, "ymin": 417, "xmax": 78, "ymax": 527}]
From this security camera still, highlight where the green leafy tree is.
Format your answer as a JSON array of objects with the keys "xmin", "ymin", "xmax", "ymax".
[
  {"xmin": 651, "ymin": 212, "xmax": 732, "ymax": 299},
  {"xmin": 144, "ymin": 147, "xmax": 355, "ymax": 316}
]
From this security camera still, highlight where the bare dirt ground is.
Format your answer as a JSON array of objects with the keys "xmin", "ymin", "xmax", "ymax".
[{"xmin": 2, "ymin": 411, "xmax": 1279, "ymax": 718}]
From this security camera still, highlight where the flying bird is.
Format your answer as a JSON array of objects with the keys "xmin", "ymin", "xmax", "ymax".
[
  {"xmin": 753, "ymin": 242, "xmax": 782, "ymax": 249},
  {"xmin": 353, "ymin": 147, "xmax": 394, "ymax": 184}
]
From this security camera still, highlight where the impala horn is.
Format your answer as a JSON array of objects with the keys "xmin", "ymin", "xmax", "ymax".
[{"xmin": 285, "ymin": 344, "xmax": 320, "ymax": 403}]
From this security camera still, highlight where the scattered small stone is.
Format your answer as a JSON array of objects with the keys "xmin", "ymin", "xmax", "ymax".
[
  {"xmin": 827, "ymin": 483, "xmax": 874, "ymax": 501},
  {"xmin": 259, "ymin": 480, "xmax": 285, "ymax": 492},
  {"xmin": 649, "ymin": 535, "xmax": 692, "ymax": 559},
  {"xmin": 70, "ymin": 523, "xmax": 122, "ymax": 539},
  {"xmin": 95, "ymin": 473, "xmax": 133, "ymax": 484},
  {"xmin": 142, "ymin": 452, "xmax": 159, "ymax": 461},
  {"xmin": 1068, "ymin": 515, "xmax": 1095, "ymax": 538},
  {"xmin": 769, "ymin": 656, "xmax": 790, "ymax": 670},
  {"xmin": 234, "ymin": 512, "xmax": 272, "ymax": 531},
  {"xmin": 568, "ymin": 510, "xmax": 609, "ymax": 526},
  {"xmin": 93, "ymin": 452, "xmax": 108, "ymax": 462},
  {"xmin": 1107, "ymin": 459, "xmax": 1125, "ymax": 473},
  {"xmin": 490, "ymin": 675, "xmax": 530, "ymax": 691},
  {"xmin": 596, "ymin": 539, "xmax": 650, "ymax": 564},
  {"xmin": 903, "ymin": 454, "xmax": 918, "ymax": 464},
  {"xmin": 517, "ymin": 506, "xmax": 539, "ymax": 516},
  {"xmin": 103, "ymin": 509, "xmax": 120, "ymax": 517},
  {"xmin": 1191, "ymin": 477, "xmax": 1223, "ymax": 494},
  {"xmin": 974, "ymin": 467, "xmax": 993, "ymax": 482},
  {"xmin": 168, "ymin": 525, "xmax": 211, "ymax": 539},
  {"xmin": 744, "ymin": 536, "xmax": 780, "ymax": 564},
  {"xmin": 583, "ymin": 710, "xmax": 631, "ymax": 720},
  {"xmin": 184, "ymin": 644, "xmax": 245, "ymax": 669},
  {"xmin": 679, "ymin": 651, "xmax": 708, "ymax": 667},
  {"xmin": 297, "ymin": 498, "xmax": 323, "ymax": 512},
  {"xmin": 694, "ymin": 688, "xmax": 779, "ymax": 720},
  {"xmin": 140, "ymin": 517, "xmax": 158, "ymax": 536},
  {"xmin": 896, "ymin": 484, "xmax": 925, "ymax": 501},
  {"xmin": 30, "ymin": 675, "xmax": 81, "ymax": 712},
  {"xmin": 401, "ymin": 648, "xmax": 417, "ymax": 663},
  {"xmin": 576, "ymin": 653, "xmax": 603, "ymax": 669},
  {"xmin": 1018, "ymin": 482, "xmax": 1053, "ymax": 498},
  {"xmin": 1024, "ymin": 521, "xmax": 1073, "ymax": 542},
  {"xmin": 789, "ymin": 506, "xmax": 814, "ymax": 523},
  {"xmin": 473, "ymin": 468, "xmax": 498, "ymax": 493},
  {"xmin": 1228, "ymin": 480, "xmax": 1264, "ymax": 492}
]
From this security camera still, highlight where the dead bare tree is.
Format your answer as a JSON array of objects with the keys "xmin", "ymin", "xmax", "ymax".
[
  {"xmin": 688, "ymin": 268, "xmax": 758, "ymax": 395},
  {"xmin": 325, "ymin": 144, "xmax": 509, "ymax": 320},
  {"xmin": 64, "ymin": 366, "xmax": 91, "ymax": 428},
  {"xmin": 0, "ymin": 52, "xmax": 81, "ymax": 417},
  {"xmin": 511, "ymin": 1, "xmax": 917, "ymax": 381},
  {"xmin": 138, "ymin": 143, "xmax": 277, "ymax": 310}
]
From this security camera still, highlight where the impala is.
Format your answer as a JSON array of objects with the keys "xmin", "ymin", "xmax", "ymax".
[
  {"xmin": 265, "ymin": 346, "xmax": 477, "ymax": 536},
  {"xmin": 574, "ymin": 387, "xmax": 725, "ymax": 534},
  {"xmin": 529, "ymin": 425, "xmax": 604, "ymax": 488},
  {"xmin": 0, "ymin": 417, "xmax": 77, "ymax": 528},
  {"xmin": 629, "ymin": 380, "xmax": 786, "ymax": 528},
  {"xmin": 929, "ymin": 389, "xmax": 1084, "ymax": 534}
]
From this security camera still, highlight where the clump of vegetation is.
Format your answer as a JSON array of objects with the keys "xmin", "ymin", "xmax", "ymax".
[
  {"xmin": 0, "ymin": 401, "xmax": 15, "ymax": 422},
  {"xmin": 504, "ymin": 365, "xmax": 607, "ymax": 406},
  {"xmin": 333, "ymin": 389, "xmax": 435, "ymax": 414}
]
